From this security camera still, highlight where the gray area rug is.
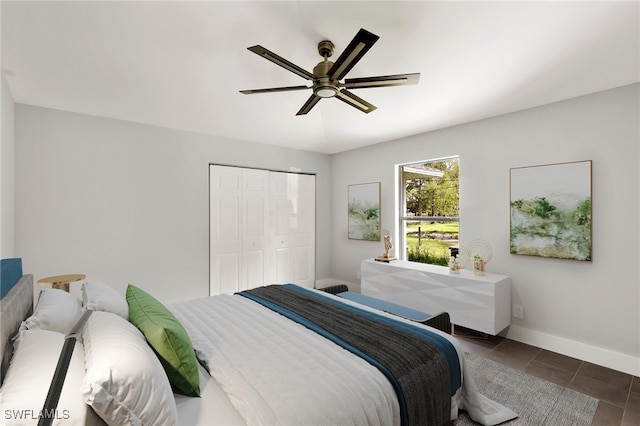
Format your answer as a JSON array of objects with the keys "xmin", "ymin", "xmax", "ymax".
[{"xmin": 455, "ymin": 352, "xmax": 599, "ymax": 425}]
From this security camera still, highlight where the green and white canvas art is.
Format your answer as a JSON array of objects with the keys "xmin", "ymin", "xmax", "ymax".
[
  {"xmin": 510, "ymin": 161, "xmax": 592, "ymax": 261},
  {"xmin": 348, "ymin": 182, "xmax": 380, "ymax": 241}
]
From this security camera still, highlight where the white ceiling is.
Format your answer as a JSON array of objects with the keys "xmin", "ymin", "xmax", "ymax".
[{"xmin": 2, "ymin": 1, "xmax": 638, "ymax": 154}]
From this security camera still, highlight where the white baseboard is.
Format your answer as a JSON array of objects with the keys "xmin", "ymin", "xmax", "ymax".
[{"xmin": 505, "ymin": 325, "xmax": 640, "ymax": 376}]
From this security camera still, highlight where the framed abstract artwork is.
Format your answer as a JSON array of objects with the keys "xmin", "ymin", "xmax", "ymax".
[
  {"xmin": 510, "ymin": 160, "xmax": 592, "ymax": 261},
  {"xmin": 348, "ymin": 182, "xmax": 380, "ymax": 241}
]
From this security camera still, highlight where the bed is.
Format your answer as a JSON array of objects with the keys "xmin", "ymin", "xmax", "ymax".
[
  {"xmin": 0, "ymin": 258, "xmax": 33, "ymax": 382},
  {"xmin": 0, "ymin": 262, "xmax": 517, "ymax": 426}
]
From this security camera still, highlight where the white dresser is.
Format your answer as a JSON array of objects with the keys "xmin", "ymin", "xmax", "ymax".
[{"xmin": 360, "ymin": 259, "xmax": 511, "ymax": 335}]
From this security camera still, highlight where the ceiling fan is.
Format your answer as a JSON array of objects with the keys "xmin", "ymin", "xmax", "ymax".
[{"xmin": 240, "ymin": 28, "xmax": 420, "ymax": 116}]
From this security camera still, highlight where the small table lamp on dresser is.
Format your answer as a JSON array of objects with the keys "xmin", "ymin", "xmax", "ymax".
[{"xmin": 37, "ymin": 274, "xmax": 86, "ymax": 293}]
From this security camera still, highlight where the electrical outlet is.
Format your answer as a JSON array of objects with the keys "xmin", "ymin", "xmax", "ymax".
[
  {"xmin": 356, "ymin": 270, "xmax": 361, "ymax": 280},
  {"xmin": 513, "ymin": 304, "xmax": 524, "ymax": 320}
]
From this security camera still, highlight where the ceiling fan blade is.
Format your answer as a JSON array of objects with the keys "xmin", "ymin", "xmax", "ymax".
[
  {"xmin": 334, "ymin": 89, "xmax": 377, "ymax": 114},
  {"xmin": 296, "ymin": 94, "xmax": 322, "ymax": 116},
  {"xmin": 327, "ymin": 28, "xmax": 379, "ymax": 82},
  {"xmin": 240, "ymin": 85, "xmax": 310, "ymax": 94},
  {"xmin": 247, "ymin": 45, "xmax": 316, "ymax": 81},
  {"xmin": 344, "ymin": 73, "xmax": 420, "ymax": 89}
]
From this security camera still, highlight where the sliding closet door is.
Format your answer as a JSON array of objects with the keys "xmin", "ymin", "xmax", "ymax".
[{"xmin": 210, "ymin": 165, "xmax": 315, "ymax": 296}]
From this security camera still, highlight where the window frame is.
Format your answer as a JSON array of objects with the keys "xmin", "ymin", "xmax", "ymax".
[{"xmin": 397, "ymin": 156, "xmax": 460, "ymax": 262}]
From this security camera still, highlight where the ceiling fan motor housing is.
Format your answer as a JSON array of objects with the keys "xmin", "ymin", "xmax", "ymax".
[
  {"xmin": 317, "ymin": 40, "xmax": 335, "ymax": 58},
  {"xmin": 313, "ymin": 58, "xmax": 338, "ymax": 97},
  {"xmin": 313, "ymin": 60, "xmax": 334, "ymax": 77}
]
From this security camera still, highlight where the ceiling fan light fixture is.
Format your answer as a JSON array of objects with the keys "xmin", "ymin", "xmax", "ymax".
[{"xmin": 315, "ymin": 86, "xmax": 337, "ymax": 98}]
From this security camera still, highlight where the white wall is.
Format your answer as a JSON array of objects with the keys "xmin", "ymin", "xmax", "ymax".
[
  {"xmin": 330, "ymin": 84, "xmax": 639, "ymax": 375},
  {"xmin": 12, "ymin": 85, "xmax": 639, "ymax": 375},
  {"xmin": 14, "ymin": 105, "xmax": 332, "ymax": 302},
  {"xmin": 1, "ymin": 73, "xmax": 15, "ymax": 258}
]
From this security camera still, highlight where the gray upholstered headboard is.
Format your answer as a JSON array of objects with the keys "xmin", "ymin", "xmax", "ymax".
[{"xmin": 0, "ymin": 274, "xmax": 34, "ymax": 384}]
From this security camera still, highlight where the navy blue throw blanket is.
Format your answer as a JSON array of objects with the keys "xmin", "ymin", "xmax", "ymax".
[{"xmin": 239, "ymin": 284, "xmax": 461, "ymax": 426}]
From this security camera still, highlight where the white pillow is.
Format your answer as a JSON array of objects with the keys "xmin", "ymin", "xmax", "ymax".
[
  {"xmin": 0, "ymin": 329, "xmax": 103, "ymax": 425},
  {"xmin": 81, "ymin": 311, "xmax": 178, "ymax": 426},
  {"xmin": 82, "ymin": 282, "xmax": 129, "ymax": 320},
  {"xmin": 23, "ymin": 288, "xmax": 84, "ymax": 335}
]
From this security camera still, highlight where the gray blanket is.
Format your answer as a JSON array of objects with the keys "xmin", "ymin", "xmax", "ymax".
[{"xmin": 241, "ymin": 285, "xmax": 451, "ymax": 426}]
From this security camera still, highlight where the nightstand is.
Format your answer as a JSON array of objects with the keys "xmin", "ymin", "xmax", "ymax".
[{"xmin": 37, "ymin": 274, "xmax": 86, "ymax": 292}]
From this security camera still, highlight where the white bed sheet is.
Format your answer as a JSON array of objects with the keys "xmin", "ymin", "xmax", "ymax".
[
  {"xmin": 171, "ymin": 288, "xmax": 517, "ymax": 426},
  {"xmin": 175, "ymin": 362, "xmax": 244, "ymax": 426}
]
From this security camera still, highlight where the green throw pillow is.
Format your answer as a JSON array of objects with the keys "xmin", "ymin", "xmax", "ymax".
[{"xmin": 126, "ymin": 284, "xmax": 200, "ymax": 396}]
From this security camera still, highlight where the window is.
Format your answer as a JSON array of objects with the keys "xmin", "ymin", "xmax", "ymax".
[{"xmin": 399, "ymin": 157, "xmax": 459, "ymax": 266}]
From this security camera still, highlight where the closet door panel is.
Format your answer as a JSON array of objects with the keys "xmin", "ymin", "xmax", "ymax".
[
  {"xmin": 292, "ymin": 174, "xmax": 315, "ymax": 288},
  {"xmin": 293, "ymin": 246, "xmax": 313, "ymax": 286},
  {"xmin": 269, "ymin": 172, "xmax": 293, "ymax": 284},
  {"xmin": 244, "ymin": 250, "xmax": 265, "ymax": 290},
  {"xmin": 217, "ymin": 253, "xmax": 240, "ymax": 295},
  {"xmin": 210, "ymin": 166, "xmax": 242, "ymax": 295},
  {"xmin": 241, "ymin": 169, "xmax": 270, "ymax": 288},
  {"xmin": 274, "ymin": 248, "xmax": 292, "ymax": 284}
]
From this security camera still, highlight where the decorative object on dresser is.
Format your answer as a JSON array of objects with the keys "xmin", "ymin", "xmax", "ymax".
[
  {"xmin": 448, "ymin": 256, "xmax": 461, "ymax": 273},
  {"xmin": 376, "ymin": 229, "xmax": 397, "ymax": 262},
  {"xmin": 454, "ymin": 239, "xmax": 492, "ymax": 275},
  {"xmin": 472, "ymin": 254, "xmax": 485, "ymax": 276},
  {"xmin": 360, "ymin": 258, "xmax": 511, "ymax": 336}
]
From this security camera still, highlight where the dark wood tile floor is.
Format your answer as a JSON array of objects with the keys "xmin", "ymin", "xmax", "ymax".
[{"xmin": 455, "ymin": 330, "xmax": 640, "ymax": 425}]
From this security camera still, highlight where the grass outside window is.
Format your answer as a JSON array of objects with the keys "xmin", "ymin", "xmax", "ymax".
[{"xmin": 405, "ymin": 221, "xmax": 459, "ymax": 266}]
